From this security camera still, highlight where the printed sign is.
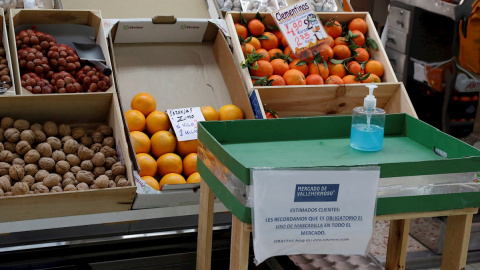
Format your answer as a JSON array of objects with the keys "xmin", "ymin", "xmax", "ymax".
[
  {"xmin": 251, "ymin": 167, "xmax": 380, "ymax": 265},
  {"xmin": 271, "ymin": 0, "xmax": 328, "ymax": 59},
  {"xmin": 167, "ymin": 107, "xmax": 205, "ymax": 141}
]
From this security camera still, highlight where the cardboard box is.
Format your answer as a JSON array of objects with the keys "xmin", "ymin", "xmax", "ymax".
[
  {"xmin": 8, "ymin": 9, "xmax": 115, "ymax": 95},
  {"xmin": 108, "ymin": 17, "xmax": 253, "ymax": 209},
  {"xmin": 0, "ymin": 92, "xmax": 136, "ymax": 222},
  {"xmin": 0, "ymin": 8, "xmax": 16, "ymax": 96}
]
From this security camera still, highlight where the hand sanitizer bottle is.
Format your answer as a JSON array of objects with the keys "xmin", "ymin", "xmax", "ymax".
[{"xmin": 350, "ymin": 84, "xmax": 386, "ymax": 151}]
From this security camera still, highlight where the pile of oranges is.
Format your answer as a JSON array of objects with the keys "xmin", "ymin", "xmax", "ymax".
[
  {"xmin": 236, "ymin": 15, "xmax": 385, "ymax": 86},
  {"xmin": 125, "ymin": 93, "xmax": 244, "ymax": 191}
]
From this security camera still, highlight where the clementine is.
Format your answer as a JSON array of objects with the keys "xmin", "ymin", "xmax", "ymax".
[
  {"xmin": 333, "ymin": 45, "xmax": 351, "ymax": 60},
  {"xmin": 125, "ymin": 109, "xmax": 145, "ymax": 132},
  {"xmin": 250, "ymin": 60, "xmax": 273, "ymax": 77},
  {"xmin": 235, "ymin": 23, "xmax": 248, "ymax": 39},
  {"xmin": 364, "ymin": 60, "xmax": 384, "ymax": 77},
  {"xmin": 130, "ymin": 131, "xmax": 151, "ymax": 154},
  {"xmin": 289, "ymin": 59, "xmax": 308, "ymax": 76},
  {"xmin": 146, "ymin": 111, "xmax": 171, "ymax": 135},
  {"xmin": 176, "ymin": 139, "xmax": 198, "ymax": 157},
  {"xmin": 219, "ymin": 104, "xmax": 244, "ymax": 120},
  {"xmin": 325, "ymin": 75, "xmax": 344, "ymax": 84},
  {"xmin": 348, "ymin": 18, "xmax": 368, "ymax": 34},
  {"xmin": 183, "ymin": 153, "xmax": 198, "ymax": 177},
  {"xmin": 131, "ymin": 92, "xmax": 156, "ymax": 117},
  {"xmin": 201, "ymin": 106, "xmax": 219, "ymax": 121},
  {"xmin": 308, "ymin": 62, "xmax": 329, "ymax": 80},
  {"xmin": 306, "ymin": 74, "xmax": 324, "ymax": 85},
  {"xmin": 260, "ymin": 32, "xmax": 279, "ymax": 51},
  {"xmin": 186, "ymin": 172, "xmax": 201, "ymax": 184},
  {"xmin": 157, "ymin": 152, "xmax": 183, "ymax": 176},
  {"xmin": 141, "ymin": 176, "xmax": 160, "ymax": 191},
  {"xmin": 268, "ymin": 75, "xmax": 286, "ymax": 86},
  {"xmin": 283, "ymin": 69, "xmax": 306, "ymax": 85},
  {"xmin": 247, "ymin": 19, "xmax": 265, "ymax": 36},
  {"xmin": 150, "ymin": 130, "xmax": 176, "ymax": 158},
  {"xmin": 137, "ymin": 153, "xmax": 157, "ymax": 177},
  {"xmin": 270, "ymin": 58, "xmax": 290, "ymax": 76},
  {"xmin": 159, "ymin": 173, "xmax": 186, "ymax": 186}
]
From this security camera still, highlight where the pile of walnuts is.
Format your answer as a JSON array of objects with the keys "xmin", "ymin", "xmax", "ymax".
[
  {"xmin": 16, "ymin": 30, "xmax": 112, "ymax": 94},
  {"xmin": 0, "ymin": 116, "xmax": 131, "ymax": 197},
  {"xmin": 0, "ymin": 43, "xmax": 11, "ymax": 89}
]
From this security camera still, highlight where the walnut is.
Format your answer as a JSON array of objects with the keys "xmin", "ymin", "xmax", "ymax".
[
  {"xmin": 81, "ymin": 160, "xmax": 94, "ymax": 171},
  {"xmin": 13, "ymin": 119, "xmax": 30, "ymax": 132},
  {"xmin": 31, "ymin": 182, "xmax": 41, "ymax": 190},
  {"xmin": 90, "ymin": 131, "xmax": 103, "ymax": 144},
  {"xmin": 64, "ymin": 154, "xmax": 80, "ymax": 167},
  {"xmin": 43, "ymin": 121, "xmax": 58, "ymax": 137},
  {"xmin": 61, "ymin": 135, "xmax": 74, "ymax": 145},
  {"xmin": 5, "ymin": 128, "xmax": 20, "ymax": 143},
  {"xmin": 70, "ymin": 166, "xmax": 81, "ymax": 175},
  {"xmin": 90, "ymin": 184, "xmax": 100, "ymax": 189},
  {"xmin": 91, "ymin": 152, "xmax": 105, "ymax": 167},
  {"xmin": 94, "ymin": 175, "xmax": 109, "ymax": 188},
  {"xmin": 47, "ymin": 137, "xmax": 62, "ymax": 150},
  {"xmin": 63, "ymin": 139, "xmax": 79, "ymax": 154},
  {"xmin": 0, "ymin": 162, "xmax": 10, "ymax": 176},
  {"xmin": 93, "ymin": 166, "xmax": 106, "ymax": 178},
  {"xmin": 101, "ymin": 158, "xmax": 114, "ymax": 170},
  {"xmin": 15, "ymin": 140, "xmax": 31, "ymax": 155},
  {"xmin": 63, "ymin": 184, "xmax": 76, "ymax": 191},
  {"xmin": 71, "ymin": 127, "xmax": 86, "ymax": 140},
  {"xmin": 102, "ymin": 146, "xmax": 117, "ymax": 158},
  {"xmin": 90, "ymin": 143, "xmax": 102, "ymax": 153},
  {"xmin": 36, "ymin": 142, "xmax": 52, "ymax": 157},
  {"xmin": 24, "ymin": 149, "xmax": 40, "ymax": 164},
  {"xmin": 108, "ymin": 180, "xmax": 116, "ymax": 188},
  {"xmin": 96, "ymin": 124, "xmax": 113, "ymax": 136},
  {"xmin": 63, "ymin": 171, "xmax": 75, "ymax": 181},
  {"xmin": 52, "ymin": 150, "xmax": 65, "ymax": 162},
  {"xmin": 55, "ymin": 160, "xmax": 70, "ymax": 175},
  {"xmin": 30, "ymin": 123, "xmax": 43, "ymax": 132},
  {"xmin": 38, "ymin": 157, "xmax": 55, "ymax": 171},
  {"xmin": 43, "ymin": 173, "xmax": 61, "ymax": 188},
  {"xmin": 105, "ymin": 169, "xmax": 114, "ymax": 180},
  {"xmin": 115, "ymin": 175, "xmax": 127, "ymax": 184},
  {"xmin": 117, "ymin": 178, "xmax": 130, "ymax": 187},
  {"xmin": 0, "ymin": 128, "xmax": 3, "ymax": 142},
  {"xmin": 12, "ymin": 182, "xmax": 29, "ymax": 195},
  {"xmin": 51, "ymin": 186, "xmax": 63, "ymax": 192},
  {"xmin": 78, "ymin": 146, "xmax": 94, "ymax": 161},
  {"xmin": 9, "ymin": 164, "xmax": 25, "ymax": 180},
  {"xmin": 12, "ymin": 158, "xmax": 25, "ymax": 167},
  {"xmin": 0, "ymin": 142, "xmax": 3, "ymax": 152},
  {"xmin": 12, "ymin": 153, "xmax": 20, "ymax": 160},
  {"xmin": 102, "ymin": 137, "xmax": 115, "ymax": 148},
  {"xmin": 33, "ymin": 184, "xmax": 49, "ymax": 193},
  {"xmin": 76, "ymin": 182, "xmax": 89, "ymax": 190},
  {"xmin": 0, "ymin": 116, "xmax": 13, "ymax": 129},
  {"xmin": 0, "ymin": 176, "xmax": 11, "ymax": 192},
  {"xmin": 34, "ymin": 130, "xmax": 47, "ymax": 143},
  {"xmin": 35, "ymin": 169, "xmax": 49, "ymax": 182},
  {"xmin": 0, "ymin": 150, "xmax": 13, "ymax": 162},
  {"xmin": 20, "ymin": 130, "xmax": 35, "ymax": 145},
  {"xmin": 3, "ymin": 142, "xmax": 15, "ymax": 152},
  {"xmin": 76, "ymin": 170, "xmax": 94, "ymax": 185},
  {"xmin": 58, "ymin": 124, "xmax": 71, "ymax": 137},
  {"xmin": 80, "ymin": 136, "xmax": 93, "ymax": 147},
  {"xmin": 62, "ymin": 177, "xmax": 75, "ymax": 188},
  {"xmin": 4, "ymin": 191, "xmax": 13, "ymax": 196},
  {"xmin": 20, "ymin": 175, "xmax": 35, "ymax": 187},
  {"xmin": 25, "ymin": 164, "xmax": 38, "ymax": 176},
  {"xmin": 0, "ymin": 189, "xmax": 3, "ymax": 196}
]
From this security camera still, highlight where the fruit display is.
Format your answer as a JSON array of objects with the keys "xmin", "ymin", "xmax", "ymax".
[
  {"xmin": 15, "ymin": 29, "xmax": 112, "ymax": 94},
  {"xmin": 125, "ymin": 93, "xmax": 244, "ymax": 190},
  {"xmin": 235, "ymin": 13, "xmax": 385, "ymax": 86},
  {"xmin": 0, "ymin": 117, "xmax": 130, "ymax": 197}
]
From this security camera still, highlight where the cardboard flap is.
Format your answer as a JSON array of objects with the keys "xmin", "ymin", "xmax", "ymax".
[{"xmin": 113, "ymin": 18, "xmax": 209, "ymax": 43}]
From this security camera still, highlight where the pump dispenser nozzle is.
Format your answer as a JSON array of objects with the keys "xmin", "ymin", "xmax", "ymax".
[{"xmin": 364, "ymin": 83, "xmax": 378, "ymax": 110}]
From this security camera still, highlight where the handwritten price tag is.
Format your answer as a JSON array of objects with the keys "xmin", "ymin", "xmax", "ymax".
[
  {"xmin": 272, "ymin": 0, "xmax": 328, "ymax": 59},
  {"xmin": 167, "ymin": 107, "xmax": 205, "ymax": 141}
]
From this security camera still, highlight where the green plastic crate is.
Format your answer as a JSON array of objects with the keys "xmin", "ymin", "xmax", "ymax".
[{"xmin": 197, "ymin": 114, "xmax": 480, "ymax": 224}]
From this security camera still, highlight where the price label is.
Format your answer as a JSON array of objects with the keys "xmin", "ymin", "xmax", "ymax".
[
  {"xmin": 167, "ymin": 107, "xmax": 205, "ymax": 141},
  {"xmin": 272, "ymin": 0, "xmax": 328, "ymax": 59}
]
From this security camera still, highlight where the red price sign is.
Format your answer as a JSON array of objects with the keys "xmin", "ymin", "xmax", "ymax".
[{"xmin": 272, "ymin": 0, "xmax": 328, "ymax": 59}]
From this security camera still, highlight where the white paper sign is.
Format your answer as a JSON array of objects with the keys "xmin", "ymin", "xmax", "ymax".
[
  {"xmin": 251, "ymin": 167, "xmax": 380, "ymax": 264},
  {"xmin": 167, "ymin": 107, "xmax": 206, "ymax": 141}
]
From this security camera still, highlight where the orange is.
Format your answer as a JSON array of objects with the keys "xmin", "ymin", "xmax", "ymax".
[
  {"xmin": 289, "ymin": 59, "xmax": 308, "ymax": 76},
  {"xmin": 250, "ymin": 60, "xmax": 273, "ymax": 77},
  {"xmin": 334, "ymin": 36, "xmax": 349, "ymax": 46},
  {"xmin": 281, "ymin": 35, "xmax": 289, "ymax": 48},
  {"xmin": 342, "ymin": 75, "xmax": 358, "ymax": 84},
  {"xmin": 219, "ymin": 104, "xmax": 244, "ymax": 120},
  {"xmin": 283, "ymin": 69, "xmax": 306, "ymax": 85},
  {"xmin": 247, "ymin": 36, "xmax": 261, "ymax": 50},
  {"xmin": 176, "ymin": 139, "xmax": 198, "ymax": 157},
  {"xmin": 283, "ymin": 46, "xmax": 297, "ymax": 59},
  {"xmin": 362, "ymin": 74, "xmax": 381, "ymax": 83},
  {"xmin": 328, "ymin": 63, "xmax": 347, "ymax": 78},
  {"xmin": 333, "ymin": 45, "xmax": 351, "ymax": 60},
  {"xmin": 260, "ymin": 32, "xmax": 279, "ymax": 51},
  {"xmin": 325, "ymin": 75, "xmax": 344, "ymax": 84},
  {"xmin": 157, "ymin": 153, "xmax": 183, "ymax": 176},
  {"xmin": 268, "ymin": 48, "xmax": 283, "ymax": 59},
  {"xmin": 137, "ymin": 153, "xmax": 157, "ymax": 177},
  {"xmin": 146, "ymin": 111, "xmax": 171, "ymax": 135},
  {"xmin": 131, "ymin": 92, "xmax": 156, "ymax": 117},
  {"xmin": 268, "ymin": 75, "xmax": 286, "ymax": 86},
  {"xmin": 201, "ymin": 106, "xmax": 219, "ymax": 121},
  {"xmin": 235, "ymin": 23, "xmax": 248, "ymax": 39},
  {"xmin": 186, "ymin": 172, "xmax": 201, "ymax": 184},
  {"xmin": 347, "ymin": 61, "xmax": 363, "ymax": 76},
  {"xmin": 125, "ymin": 109, "xmax": 146, "ymax": 132},
  {"xmin": 324, "ymin": 20, "xmax": 343, "ymax": 38},
  {"xmin": 364, "ymin": 60, "xmax": 384, "ymax": 77},
  {"xmin": 150, "ymin": 130, "xmax": 176, "ymax": 158},
  {"xmin": 141, "ymin": 176, "xmax": 160, "ymax": 191},
  {"xmin": 324, "ymin": 35, "xmax": 335, "ymax": 48},
  {"xmin": 318, "ymin": 46, "xmax": 334, "ymax": 62},
  {"xmin": 348, "ymin": 18, "xmax": 368, "ymax": 34},
  {"xmin": 242, "ymin": 43, "xmax": 255, "ymax": 57},
  {"xmin": 183, "ymin": 153, "xmax": 198, "ymax": 177},
  {"xmin": 308, "ymin": 62, "xmax": 329, "ymax": 80},
  {"xmin": 270, "ymin": 59, "xmax": 290, "ymax": 76},
  {"xmin": 256, "ymin": 48, "xmax": 270, "ymax": 61},
  {"xmin": 354, "ymin": 48, "xmax": 369, "ymax": 62},
  {"xmin": 272, "ymin": 30, "xmax": 284, "ymax": 44},
  {"xmin": 351, "ymin": 30, "xmax": 365, "ymax": 47},
  {"xmin": 159, "ymin": 173, "xmax": 186, "ymax": 186},
  {"xmin": 130, "ymin": 131, "xmax": 151, "ymax": 154},
  {"xmin": 306, "ymin": 74, "xmax": 324, "ymax": 85},
  {"xmin": 247, "ymin": 19, "xmax": 265, "ymax": 36}
]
